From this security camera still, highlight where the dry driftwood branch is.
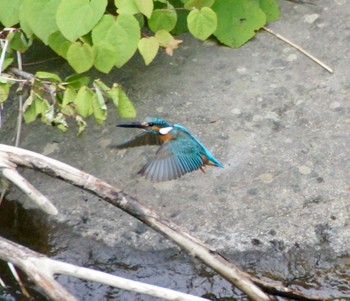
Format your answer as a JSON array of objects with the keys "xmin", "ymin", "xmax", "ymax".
[
  {"xmin": 0, "ymin": 144, "xmax": 324, "ymax": 301},
  {"xmin": 0, "ymin": 236, "xmax": 209, "ymax": 301},
  {"xmin": 0, "ymin": 236, "xmax": 77, "ymax": 301}
]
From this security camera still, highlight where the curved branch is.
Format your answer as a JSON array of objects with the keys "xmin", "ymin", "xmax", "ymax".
[
  {"xmin": 0, "ymin": 144, "xmax": 324, "ymax": 300},
  {"xmin": 0, "ymin": 236, "xmax": 208, "ymax": 301}
]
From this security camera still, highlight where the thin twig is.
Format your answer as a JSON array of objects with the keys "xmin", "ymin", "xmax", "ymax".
[
  {"xmin": 262, "ymin": 26, "xmax": 333, "ymax": 73},
  {"xmin": 7, "ymin": 262, "xmax": 30, "ymax": 298},
  {"xmin": 15, "ymin": 51, "xmax": 24, "ymax": 147}
]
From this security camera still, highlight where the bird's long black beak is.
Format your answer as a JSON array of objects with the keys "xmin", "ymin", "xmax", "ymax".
[{"xmin": 116, "ymin": 121, "xmax": 148, "ymax": 129}]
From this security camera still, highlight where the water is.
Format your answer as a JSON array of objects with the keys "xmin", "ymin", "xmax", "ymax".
[{"xmin": 0, "ymin": 199, "xmax": 349, "ymax": 300}]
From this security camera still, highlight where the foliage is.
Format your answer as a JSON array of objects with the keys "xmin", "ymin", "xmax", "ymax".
[{"xmin": 0, "ymin": 0, "xmax": 279, "ymax": 133}]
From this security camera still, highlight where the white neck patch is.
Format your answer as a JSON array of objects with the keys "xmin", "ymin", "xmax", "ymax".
[{"xmin": 159, "ymin": 127, "xmax": 173, "ymax": 135}]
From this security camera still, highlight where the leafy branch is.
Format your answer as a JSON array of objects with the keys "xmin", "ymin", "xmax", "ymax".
[{"xmin": 0, "ymin": 0, "xmax": 279, "ymax": 134}]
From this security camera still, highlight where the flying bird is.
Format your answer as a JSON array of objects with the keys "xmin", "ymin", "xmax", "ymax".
[{"xmin": 115, "ymin": 117, "xmax": 223, "ymax": 182}]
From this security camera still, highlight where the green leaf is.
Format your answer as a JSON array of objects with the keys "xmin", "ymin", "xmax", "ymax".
[
  {"xmin": 93, "ymin": 42, "xmax": 117, "ymax": 73},
  {"xmin": 117, "ymin": 88, "xmax": 136, "ymax": 118},
  {"xmin": 184, "ymin": 0, "xmax": 215, "ymax": 9},
  {"xmin": 67, "ymin": 42, "xmax": 94, "ymax": 73},
  {"xmin": 92, "ymin": 94, "xmax": 107, "ymax": 125},
  {"xmin": 258, "ymin": 0, "xmax": 280, "ymax": 22},
  {"xmin": 62, "ymin": 87, "xmax": 77, "ymax": 107},
  {"xmin": 155, "ymin": 29, "xmax": 173, "ymax": 46},
  {"xmin": 148, "ymin": 9, "xmax": 177, "ymax": 32},
  {"xmin": 0, "ymin": 83, "xmax": 12, "ymax": 103},
  {"xmin": 115, "ymin": 0, "xmax": 138, "ymax": 15},
  {"xmin": 36, "ymin": 71, "xmax": 62, "ymax": 82},
  {"xmin": 23, "ymin": 92, "xmax": 49, "ymax": 123},
  {"xmin": 134, "ymin": 0, "xmax": 154, "ymax": 18},
  {"xmin": 64, "ymin": 74, "xmax": 90, "ymax": 89},
  {"xmin": 19, "ymin": 3, "xmax": 33, "ymax": 37},
  {"xmin": 1, "ymin": 57, "xmax": 14, "ymax": 71},
  {"xmin": 8, "ymin": 31, "xmax": 31, "ymax": 53},
  {"xmin": 138, "ymin": 37, "xmax": 159, "ymax": 65},
  {"xmin": 22, "ymin": 0, "xmax": 60, "ymax": 44},
  {"xmin": 92, "ymin": 14, "xmax": 140, "ymax": 68},
  {"xmin": 187, "ymin": 7, "xmax": 217, "ymax": 40},
  {"xmin": 74, "ymin": 87, "xmax": 94, "ymax": 118},
  {"xmin": 48, "ymin": 31, "xmax": 72, "ymax": 58},
  {"xmin": 212, "ymin": 0, "xmax": 266, "ymax": 48},
  {"xmin": 115, "ymin": 0, "xmax": 153, "ymax": 18},
  {"xmin": 56, "ymin": 0, "xmax": 107, "ymax": 42},
  {"xmin": 0, "ymin": 0, "xmax": 23, "ymax": 27},
  {"xmin": 107, "ymin": 83, "xmax": 120, "ymax": 106}
]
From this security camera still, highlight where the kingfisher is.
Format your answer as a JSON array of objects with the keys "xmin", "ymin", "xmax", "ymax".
[{"xmin": 115, "ymin": 117, "xmax": 223, "ymax": 182}]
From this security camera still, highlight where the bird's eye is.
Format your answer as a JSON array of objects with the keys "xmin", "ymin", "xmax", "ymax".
[{"xmin": 148, "ymin": 122, "xmax": 154, "ymax": 126}]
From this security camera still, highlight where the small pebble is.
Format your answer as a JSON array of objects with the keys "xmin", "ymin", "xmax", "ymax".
[
  {"xmin": 258, "ymin": 173, "xmax": 274, "ymax": 183},
  {"xmin": 329, "ymin": 101, "xmax": 341, "ymax": 109},
  {"xmin": 298, "ymin": 165, "xmax": 312, "ymax": 175},
  {"xmin": 303, "ymin": 13, "xmax": 320, "ymax": 24},
  {"xmin": 286, "ymin": 54, "xmax": 298, "ymax": 62}
]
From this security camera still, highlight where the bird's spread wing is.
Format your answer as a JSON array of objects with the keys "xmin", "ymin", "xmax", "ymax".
[
  {"xmin": 138, "ymin": 136, "xmax": 204, "ymax": 182},
  {"xmin": 115, "ymin": 131, "xmax": 163, "ymax": 149}
]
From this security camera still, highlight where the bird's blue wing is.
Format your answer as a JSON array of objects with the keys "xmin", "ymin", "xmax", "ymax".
[
  {"xmin": 138, "ymin": 135, "xmax": 204, "ymax": 182},
  {"xmin": 115, "ymin": 131, "xmax": 162, "ymax": 149}
]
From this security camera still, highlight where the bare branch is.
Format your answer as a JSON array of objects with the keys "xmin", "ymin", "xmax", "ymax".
[
  {"xmin": 0, "ymin": 167, "xmax": 58, "ymax": 215},
  {"xmin": 0, "ymin": 144, "xmax": 324, "ymax": 300},
  {"xmin": 0, "ymin": 236, "xmax": 209, "ymax": 301}
]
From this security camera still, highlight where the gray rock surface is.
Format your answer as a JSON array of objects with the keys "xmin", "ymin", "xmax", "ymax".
[{"xmin": 3, "ymin": 0, "xmax": 350, "ymax": 256}]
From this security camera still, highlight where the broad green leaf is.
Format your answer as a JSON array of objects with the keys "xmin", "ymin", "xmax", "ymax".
[
  {"xmin": 48, "ymin": 31, "xmax": 72, "ymax": 58},
  {"xmin": 138, "ymin": 37, "xmax": 159, "ymax": 65},
  {"xmin": 22, "ymin": 0, "xmax": 60, "ymax": 44},
  {"xmin": 92, "ymin": 14, "xmax": 140, "ymax": 68},
  {"xmin": 65, "ymin": 74, "xmax": 90, "ymax": 88},
  {"xmin": 19, "ymin": 3, "xmax": 32, "ymax": 37},
  {"xmin": 23, "ymin": 92, "xmax": 49, "ymax": 123},
  {"xmin": 62, "ymin": 87, "xmax": 77, "ymax": 107},
  {"xmin": 67, "ymin": 42, "xmax": 94, "ymax": 73},
  {"xmin": 0, "ymin": 0, "xmax": 23, "ymax": 27},
  {"xmin": 56, "ymin": 0, "xmax": 107, "ymax": 42},
  {"xmin": 212, "ymin": 0, "xmax": 266, "ymax": 48},
  {"xmin": 116, "ymin": 0, "xmax": 153, "ymax": 18},
  {"xmin": 187, "ymin": 7, "xmax": 217, "ymax": 40},
  {"xmin": 184, "ymin": 0, "xmax": 215, "ymax": 9},
  {"xmin": 74, "ymin": 87, "xmax": 94, "ymax": 118},
  {"xmin": 134, "ymin": 0, "xmax": 154, "ymax": 18},
  {"xmin": 36, "ymin": 71, "xmax": 62, "ymax": 82},
  {"xmin": 1, "ymin": 57, "xmax": 14, "ymax": 72},
  {"xmin": 8, "ymin": 31, "xmax": 31, "ymax": 53},
  {"xmin": 155, "ymin": 30, "xmax": 173, "ymax": 46},
  {"xmin": 0, "ymin": 83, "xmax": 12, "ymax": 103},
  {"xmin": 258, "ymin": 0, "xmax": 280, "ymax": 22},
  {"xmin": 92, "ymin": 94, "xmax": 107, "ymax": 124},
  {"xmin": 148, "ymin": 9, "xmax": 177, "ymax": 32},
  {"xmin": 93, "ymin": 42, "xmax": 117, "ymax": 73},
  {"xmin": 115, "ymin": 0, "xmax": 138, "ymax": 15},
  {"xmin": 117, "ymin": 88, "xmax": 136, "ymax": 118}
]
